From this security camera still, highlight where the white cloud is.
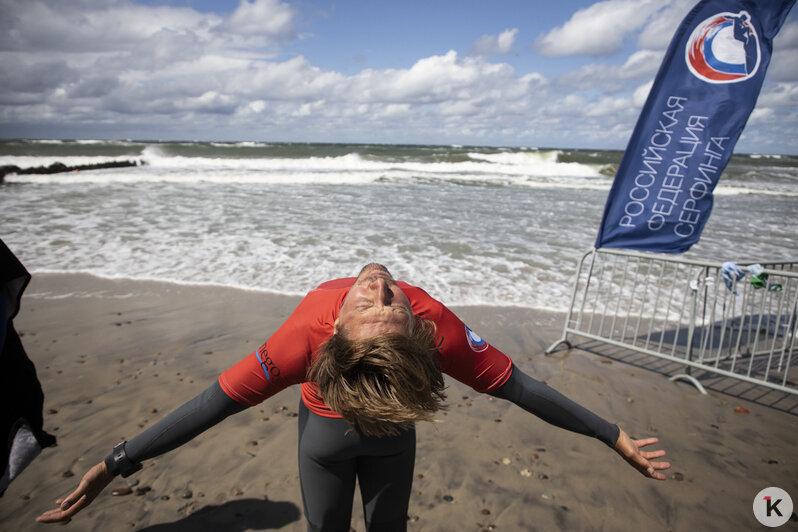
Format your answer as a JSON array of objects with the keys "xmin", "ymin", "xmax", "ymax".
[
  {"xmin": 341, "ymin": 52, "xmax": 525, "ymax": 106},
  {"xmin": 183, "ymin": 91, "xmax": 238, "ymax": 114},
  {"xmin": 636, "ymin": 0, "xmax": 695, "ymax": 51},
  {"xmin": 551, "ymin": 49, "xmax": 661, "ymax": 94},
  {"xmin": 535, "ymin": 0, "xmax": 663, "ymax": 57},
  {"xmin": 632, "ymin": 80, "xmax": 653, "ymax": 106},
  {"xmin": 584, "ymin": 95, "xmax": 632, "ymax": 117},
  {"xmin": 0, "ymin": 0, "xmax": 305, "ymax": 123},
  {"xmin": 775, "ymin": 21, "xmax": 798, "ymax": 48},
  {"xmin": 619, "ymin": 50, "xmax": 664, "ymax": 79},
  {"xmin": 0, "ymin": 0, "xmax": 294, "ymax": 64},
  {"xmin": 756, "ymin": 82, "xmax": 798, "ymax": 108},
  {"xmin": 538, "ymin": 93, "xmax": 586, "ymax": 118},
  {"xmin": 0, "ymin": 0, "xmax": 794, "ymax": 153},
  {"xmin": 357, "ymin": 51, "xmax": 482, "ymax": 103},
  {"xmin": 223, "ymin": 0, "xmax": 296, "ymax": 44},
  {"xmin": 747, "ymin": 107, "xmax": 775, "ymax": 125},
  {"xmin": 470, "ymin": 28, "xmax": 519, "ymax": 56},
  {"xmin": 230, "ymin": 55, "xmax": 343, "ymax": 101},
  {"xmin": 438, "ymin": 99, "xmax": 481, "ymax": 117},
  {"xmin": 120, "ymin": 28, "xmax": 206, "ymax": 70},
  {"xmin": 769, "ymin": 22, "xmax": 798, "ymax": 81},
  {"xmin": 1, "ymin": 56, "xmax": 76, "ymax": 94},
  {"xmin": 769, "ymin": 53, "xmax": 798, "ymax": 82},
  {"xmin": 0, "ymin": 0, "xmax": 213, "ymax": 54}
]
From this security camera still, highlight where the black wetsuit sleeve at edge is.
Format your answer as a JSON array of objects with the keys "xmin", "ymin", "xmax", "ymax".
[
  {"xmin": 104, "ymin": 380, "xmax": 247, "ymax": 474},
  {"xmin": 489, "ymin": 364, "xmax": 620, "ymax": 447}
]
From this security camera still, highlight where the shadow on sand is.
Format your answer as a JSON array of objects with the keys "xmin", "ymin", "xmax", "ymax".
[
  {"xmin": 552, "ymin": 335, "xmax": 798, "ymax": 415},
  {"xmin": 137, "ymin": 498, "xmax": 302, "ymax": 531}
]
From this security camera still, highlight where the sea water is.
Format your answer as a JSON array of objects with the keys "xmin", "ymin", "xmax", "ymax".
[{"xmin": 2, "ymin": 139, "xmax": 796, "ymax": 311}]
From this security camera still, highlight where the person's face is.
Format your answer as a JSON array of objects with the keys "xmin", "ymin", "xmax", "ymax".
[{"xmin": 336, "ymin": 264, "xmax": 414, "ymax": 340}]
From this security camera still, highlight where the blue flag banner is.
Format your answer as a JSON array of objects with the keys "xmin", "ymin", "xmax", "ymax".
[{"xmin": 595, "ymin": 0, "xmax": 795, "ymax": 253}]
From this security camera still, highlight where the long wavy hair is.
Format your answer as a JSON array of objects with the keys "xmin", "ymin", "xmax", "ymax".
[{"xmin": 307, "ymin": 317, "xmax": 447, "ymax": 436}]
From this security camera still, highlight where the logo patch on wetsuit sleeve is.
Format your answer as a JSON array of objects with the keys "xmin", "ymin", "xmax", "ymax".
[
  {"xmin": 255, "ymin": 343, "xmax": 281, "ymax": 380},
  {"xmin": 465, "ymin": 325, "xmax": 489, "ymax": 352}
]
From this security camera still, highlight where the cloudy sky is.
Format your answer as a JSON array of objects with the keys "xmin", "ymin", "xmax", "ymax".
[{"xmin": 1, "ymin": 0, "xmax": 796, "ymax": 153}]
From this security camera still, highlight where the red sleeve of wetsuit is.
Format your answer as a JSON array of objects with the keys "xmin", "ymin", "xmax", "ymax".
[
  {"xmin": 405, "ymin": 286, "xmax": 513, "ymax": 393},
  {"xmin": 218, "ymin": 288, "xmax": 338, "ymax": 406}
]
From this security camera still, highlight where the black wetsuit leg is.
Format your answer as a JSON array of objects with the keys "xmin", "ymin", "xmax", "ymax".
[
  {"xmin": 297, "ymin": 401, "xmax": 415, "ymax": 532},
  {"xmin": 357, "ymin": 433, "xmax": 415, "ymax": 531}
]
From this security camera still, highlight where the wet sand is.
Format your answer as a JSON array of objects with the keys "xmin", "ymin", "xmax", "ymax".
[{"xmin": 2, "ymin": 272, "xmax": 797, "ymax": 531}]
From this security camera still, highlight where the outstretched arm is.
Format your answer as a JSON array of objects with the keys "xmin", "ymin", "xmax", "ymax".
[
  {"xmin": 36, "ymin": 380, "xmax": 246, "ymax": 524},
  {"xmin": 489, "ymin": 364, "xmax": 669, "ymax": 480}
]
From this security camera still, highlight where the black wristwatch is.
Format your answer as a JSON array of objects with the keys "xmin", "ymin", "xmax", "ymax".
[{"xmin": 104, "ymin": 441, "xmax": 142, "ymax": 478}]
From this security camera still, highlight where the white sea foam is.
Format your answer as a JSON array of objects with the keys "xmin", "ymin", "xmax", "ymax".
[
  {"xmin": 6, "ymin": 148, "xmax": 793, "ymax": 195},
  {"xmin": 4, "ymin": 141, "xmax": 796, "ymax": 311},
  {"xmin": 4, "ymin": 147, "xmax": 606, "ymax": 189}
]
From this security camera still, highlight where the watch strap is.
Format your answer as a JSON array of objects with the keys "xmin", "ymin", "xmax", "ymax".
[{"xmin": 104, "ymin": 441, "xmax": 142, "ymax": 478}]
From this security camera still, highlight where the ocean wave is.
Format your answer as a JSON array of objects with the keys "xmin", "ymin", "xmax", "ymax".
[
  {"xmin": 6, "ymin": 152, "xmax": 794, "ymax": 197},
  {"xmin": 714, "ymin": 185, "xmax": 798, "ymax": 197},
  {"xmin": 4, "ymin": 141, "xmax": 795, "ymax": 200},
  {"xmin": 61, "ymin": 146, "xmax": 604, "ymax": 178}
]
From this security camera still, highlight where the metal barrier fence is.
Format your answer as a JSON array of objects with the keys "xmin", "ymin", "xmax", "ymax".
[{"xmin": 547, "ymin": 248, "xmax": 798, "ymax": 396}]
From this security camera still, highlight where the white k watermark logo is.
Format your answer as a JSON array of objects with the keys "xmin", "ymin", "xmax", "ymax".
[{"xmin": 753, "ymin": 487, "xmax": 793, "ymax": 527}]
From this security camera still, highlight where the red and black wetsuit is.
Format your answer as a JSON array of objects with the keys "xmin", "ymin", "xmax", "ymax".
[
  {"xmin": 105, "ymin": 277, "xmax": 619, "ymax": 532},
  {"xmin": 219, "ymin": 277, "xmax": 513, "ymax": 416}
]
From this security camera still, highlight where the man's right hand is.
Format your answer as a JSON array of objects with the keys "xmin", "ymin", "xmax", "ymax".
[{"xmin": 36, "ymin": 461, "xmax": 114, "ymax": 524}]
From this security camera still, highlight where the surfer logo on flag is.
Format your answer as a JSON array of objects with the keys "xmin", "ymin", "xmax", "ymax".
[{"xmin": 686, "ymin": 10, "xmax": 761, "ymax": 84}]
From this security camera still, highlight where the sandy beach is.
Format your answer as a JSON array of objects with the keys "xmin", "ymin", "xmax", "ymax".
[{"xmin": 2, "ymin": 272, "xmax": 797, "ymax": 531}]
